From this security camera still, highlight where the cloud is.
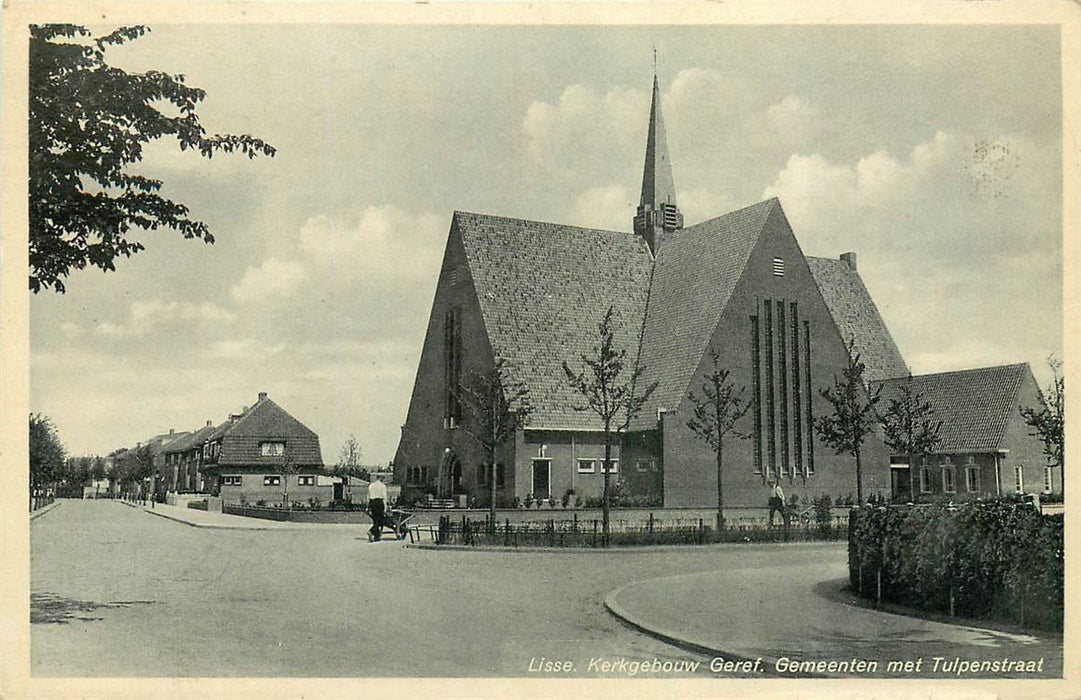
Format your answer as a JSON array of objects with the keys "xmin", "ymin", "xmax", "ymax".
[
  {"xmin": 230, "ymin": 257, "xmax": 307, "ymax": 303},
  {"xmin": 762, "ymin": 129, "xmax": 1061, "ymax": 376},
  {"xmin": 766, "ymin": 95, "xmax": 822, "ymax": 141},
  {"xmin": 569, "ymin": 185, "xmax": 634, "ymax": 232}
]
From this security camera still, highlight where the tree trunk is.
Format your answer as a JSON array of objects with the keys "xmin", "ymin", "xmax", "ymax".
[
  {"xmin": 908, "ymin": 452, "xmax": 915, "ymax": 502},
  {"xmin": 602, "ymin": 428, "xmax": 611, "ymax": 547},
  {"xmin": 716, "ymin": 440, "xmax": 725, "ymax": 533},
  {"xmin": 855, "ymin": 448, "xmax": 864, "ymax": 505}
]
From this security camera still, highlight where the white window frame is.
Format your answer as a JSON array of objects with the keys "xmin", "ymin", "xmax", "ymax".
[
  {"xmin": 602, "ymin": 459, "xmax": 619, "ymax": 474},
  {"xmin": 264, "ymin": 475, "xmax": 281, "ymax": 486},
  {"xmin": 942, "ymin": 466, "xmax": 955, "ymax": 493},
  {"xmin": 919, "ymin": 467, "xmax": 932, "ymax": 493},
  {"xmin": 1014, "ymin": 465, "xmax": 1025, "ymax": 494},
  {"xmin": 577, "ymin": 458, "xmax": 596, "ymax": 474},
  {"xmin": 260, "ymin": 442, "xmax": 286, "ymax": 457},
  {"xmin": 1044, "ymin": 466, "xmax": 1053, "ymax": 494},
  {"xmin": 222, "ymin": 475, "xmax": 241, "ymax": 486},
  {"xmin": 636, "ymin": 460, "xmax": 649, "ymax": 473},
  {"xmin": 965, "ymin": 466, "xmax": 980, "ymax": 493},
  {"xmin": 297, "ymin": 475, "xmax": 315, "ymax": 486}
]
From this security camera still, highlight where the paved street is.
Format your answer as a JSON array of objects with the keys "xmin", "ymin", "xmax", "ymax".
[
  {"xmin": 31, "ymin": 500, "xmax": 1063, "ymax": 679},
  {"xmin": 30, "ymin": 500, "xmax": 747, "ymax": 677}
]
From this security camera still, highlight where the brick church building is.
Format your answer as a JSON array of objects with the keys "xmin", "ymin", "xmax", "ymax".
[{"xmin": 393, "ymin": 74, "xmax": 1053, "ymax": 508}]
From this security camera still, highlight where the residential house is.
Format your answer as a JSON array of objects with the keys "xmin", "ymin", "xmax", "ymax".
[{"xmin": 871, "ymin": 364, "xmax": 1055, "ymax": 500}]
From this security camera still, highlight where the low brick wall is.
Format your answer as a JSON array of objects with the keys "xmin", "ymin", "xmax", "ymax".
[{"xmin": 223, "ymin": 504, "xmax": 368, "ymax": 524}]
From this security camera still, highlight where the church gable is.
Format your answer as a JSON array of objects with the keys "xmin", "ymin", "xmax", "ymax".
[
  {"xmin": 394, "ymin": 220, "xmax": 496, "ymax": 468},
  {"xmin": 634, "ymin": 198, "xmax": 778, "ymax": 429}
]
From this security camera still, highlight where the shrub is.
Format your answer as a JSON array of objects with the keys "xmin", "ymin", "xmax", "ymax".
[
  {"xmin": 812, "ymin": 494, "xmax": 833, "ymax": 525},
  {"xmin": 848, "ymin": 500, "xmax": 1062, "ymax": 631}
]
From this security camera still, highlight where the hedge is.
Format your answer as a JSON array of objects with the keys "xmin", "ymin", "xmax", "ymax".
[{"xmin": 848, "ymin": 499, "xmax": 1063, "ymax": 631}]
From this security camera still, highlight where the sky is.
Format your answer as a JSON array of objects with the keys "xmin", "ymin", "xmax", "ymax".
[{"xmin": 28, "ymin": 23, "xmax": 1063, "ymax": 465}]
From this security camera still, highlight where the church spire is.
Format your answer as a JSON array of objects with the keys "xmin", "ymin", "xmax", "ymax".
[{"xmin": 634, "ymin": 62, "xmax": 682, "ymax": 254}]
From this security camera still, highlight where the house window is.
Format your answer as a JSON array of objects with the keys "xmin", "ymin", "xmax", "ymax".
[
  {"xmin": 1044, "ymin": 467, "xmax": 1054, "ymax": 494},
  {"xmin": 476, "ymin": 464, "xmax": 487, "ymax": 486},
  {"xmin": 771, "ymin": 257, "xmax": 785, "ymax": 276},
  {"xmin": 260, "ymin": 442, "xmax": 285, "ymax": 457},
  {"xmin": 941, "ymin": 466, "xmax": 955, "ymax": 493},
  {"xmin": 919, "ymin": 467, "xmax": 932, "ymax": 493},
  {"xmin": 1014, "ymin": 465, "xmax": 1024, "ymax": 494},
  {"xmin": 965, "ymin": 466, "xmax": 980, "ymax": 493},
  {"xmin": 496, "ymin": 464, "xmax": 505, "ymax": 488},
  {"xmin": 636, "ymin": 460, "xmax": 649, "ymax": 473},
  {"xmin": 602, "ymin": 459, "xmax": 618, "ymax": 474},
  {"xmin": 297, "ymin": 475, "xmax": 315, "ymax": 486},
  {"xmin": 577, "ymin": 459, "xmax": 596, "ymax": 474},
  {"xmin": 222, "ymin": 475, "xmax": 242, "ymax": 486},
  {"xmin": 264, "ymin": 475, "xmax": 281, "ymax": 486}
]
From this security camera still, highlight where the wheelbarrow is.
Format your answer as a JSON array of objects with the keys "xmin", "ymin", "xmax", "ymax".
[{"xmin": 367, "ymin": 507, "xmax": 415, "ymax": 541}]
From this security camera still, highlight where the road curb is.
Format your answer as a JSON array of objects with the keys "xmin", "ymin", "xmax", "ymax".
[
  {"xmin": 29, "ymin": 500, "xmax": 62, "ymax": 521},
  {"xmin": 403, "ymin": 539, "xmax": 843, "ymax": 554},
  {"xmin": 602, "ymin": 575, "xmax": 827, "ymax": 678}
]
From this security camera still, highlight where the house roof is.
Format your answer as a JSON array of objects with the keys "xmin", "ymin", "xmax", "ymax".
[
  {"xmin": 632, "ymin": 198, "xmax": 779, "ymax": 429},
  {"xmin": 162, "ymin": 423, "xmax": 218, "ymax": 454},
  {"xmin": 455, "ymin": 211, "xmax": 654, "ymax": 430},
  {"xmin": 806, "ymin": 256, "xmax": 909, "ymax": 382},
  {"xmin": 215, "ymin": 395, "xmax": 323, "ymax": 466},
  {"xmin": 870, "ymin": 363, "xmax": 1032, "ymax": 453}
]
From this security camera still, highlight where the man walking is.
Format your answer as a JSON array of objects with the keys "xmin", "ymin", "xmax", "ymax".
[
  {"xmin": 368, "ymin": 475, "xmax": 387, "ymax": 542},
  {"xmin": 768, "ymin": 478, "xmax": 787, "ymax": 527}
]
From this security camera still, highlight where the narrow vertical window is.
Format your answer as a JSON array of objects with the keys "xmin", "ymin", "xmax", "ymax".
[
  {"xmin": 444, "ymin": 307, "xmax": 462, "ymax": 425},
  {"xmin": 750, "ymin": 313, "xmax": 762, "ymax": 474},
  {"xmin": 803, "ymin": 320, "xmax": 814, "ymax": 475},
  {"xmin": 790, "ymin": 302, "xmax": 803, "ymax": 477},
  {"xmin": 764, "ymin": 299, "xmax": 776, "ymax": 476},
  {"xmin": 776, "ymin": 300, "xmax": 789, "ymax": 476},
  {"xmin": 1014, "ymin": 465, "xmax": 1024, "ymax": 494}
]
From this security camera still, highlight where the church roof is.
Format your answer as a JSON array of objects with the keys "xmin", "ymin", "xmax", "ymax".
[
  {"xmin": 455, "ymin": 211, "xmax": 654, "ymax": 430},
  {"xmin": 870, "ymin": 364, "xmax": 1032, "ymax": 453},
  {"xmin": 806, "ymin": 256, "xmax": 909, "ymax": 382},
  {"xmin": 633, "ymin": 198, "xmax": 780, "ymax": 429}
]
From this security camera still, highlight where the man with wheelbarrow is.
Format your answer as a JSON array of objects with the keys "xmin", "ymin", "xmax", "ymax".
[{"xmin": 367, "ymin": 475, "xmax": 387, "ymax": 541}]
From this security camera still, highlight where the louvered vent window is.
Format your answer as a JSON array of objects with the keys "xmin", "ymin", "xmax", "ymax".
[{"xmin": 772, "ymin": 257, "xmax": 785, "ymax": 276}]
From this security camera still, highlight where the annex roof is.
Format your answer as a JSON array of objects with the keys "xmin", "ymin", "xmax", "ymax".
[
  {"xmin": 454, "ymin": 211, "xmax": 654, "ymax": 430},
  {"xmin": 870, "ymin": 363, "xmax": 1032, "ymax": 453},
  {"xmin": 806, "ymin": 256, "xmax": 909, "ymax": 382}
]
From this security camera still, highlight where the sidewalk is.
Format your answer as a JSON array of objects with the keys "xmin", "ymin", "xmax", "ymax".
[
  {"xmin": 605, "ymin": 558, "xmax": 1063, "ymax": 678},
  {"xmin": 126, "ymin": 501, "xmax": 361, "ymax": 531}
]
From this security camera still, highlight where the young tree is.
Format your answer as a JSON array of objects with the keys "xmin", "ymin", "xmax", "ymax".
[
  {"xmin": 1021, "ymin": 355, "xmax": 1065, "ymax": 496},
  {"xmin": 459, "ymin": 357, "xmax": 534, "ymax": 523},
  {"xmin": 91, "ymin": 456, "xmax": 107, "ymax": 498},
  {"xmin": 128, "ymin": 444, "xmax": 156, "ymax": 503},
  {"xmin": 276, "ymin": 451, "xmax": 301, "ymax": 510},
  {"xmin": 878, "ymin": 378, "xmax": 942, "ymax": 501},
  {"xmin": 336, "ymin": 434, "xmax": 364, "ymax": 479},
  {"xmin": 686, "ymin": 348, "xmax": 751, "ymax": 531},
  {"xmin": 29, "ymin": 24, "xmax": 276, "ymax": 293},
  {"xmin": 563, "ymin": 307, "xmax": 657, "ymax": 546},
  {"xmin": 814, "ymin": 339, "xmax": 882, "ymax": 505},
  {"xmin": 29, "ymin": 413, "xmax": 66, "ymax": 509}
]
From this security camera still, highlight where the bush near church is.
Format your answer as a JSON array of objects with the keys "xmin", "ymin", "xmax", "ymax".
[{"xmin": 848, "ymin": 498, "xmax": 1063, "ymax": 631}]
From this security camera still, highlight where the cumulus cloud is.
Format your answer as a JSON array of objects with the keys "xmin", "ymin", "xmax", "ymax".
[
  {"xmin": 570, "ymin": 185, "xmax": 635, "ymax": 231},
  {"xmin": 230, "ymin": 257, "xmax": 308, "ymax": 303},
  {"xmin": 762, "ymin": 129, "xmax": 1061, "ymax": 376}
]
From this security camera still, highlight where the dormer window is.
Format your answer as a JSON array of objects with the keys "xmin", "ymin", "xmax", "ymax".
[
  {"xmin": 260, "ymin": 442, "xmax": 285, "ymax": 457},
  {"xmin": 772, "ymin": 257, "xmax": 785, "ymax": 276}
]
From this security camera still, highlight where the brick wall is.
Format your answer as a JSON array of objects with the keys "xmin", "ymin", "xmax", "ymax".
[
  {"xmin": 393, "ymin": 224, "xmax": 512, "ymax": 500},
  {"xmin": 662, "ymin": 206, "xmax": 892, "ymax": 508},
  {"xmin": 1000, "ymin": 367, "xmax": 1056, "ymax": 494}
]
